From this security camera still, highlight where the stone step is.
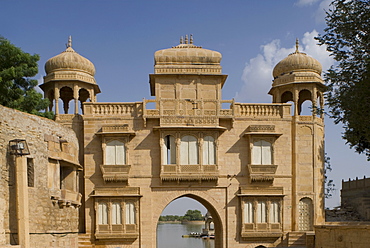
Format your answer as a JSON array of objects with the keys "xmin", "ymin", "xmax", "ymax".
[
  {"xmin": 78, "ymin": 233, "xmax": 93, "ymax": 247},
  {"xmin": 288, "ymin": 232, "xmax": 306, "ymax": 247}
]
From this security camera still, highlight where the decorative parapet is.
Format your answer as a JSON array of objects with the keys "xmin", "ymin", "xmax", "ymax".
[
  {"xmin": 160, "ymin": 164, "xmax": 219, "ymax": 182},
  {"xmin": 143, "ymin": 99, "xmax": 234, "ymax": 127},
  {"xmin": 235, "ymin": 103, "xmax": 290, "ymax": 118},
  {"xmin": 83, "ymin": 102, "xmax": 143, "ymax": 117},
  {"xmin": 100, "ymin": 164, "xmax": 131, "ymax": 183}
]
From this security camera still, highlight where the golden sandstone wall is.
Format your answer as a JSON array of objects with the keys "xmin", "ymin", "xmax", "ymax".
[
  {"xmin": 315, "ymin": 223, "xmax": 370, "ymax": 248},
  {"xmin": 0, "ymin": 105, "xmax": 80, "ymax": 248}
]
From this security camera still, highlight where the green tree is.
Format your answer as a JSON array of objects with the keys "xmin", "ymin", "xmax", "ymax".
[
  {"xmin": 316, "ymin": 0, "xmax": 370, "ymax": 160},
  {"xmin": 183, "ymin": 210, "xmax": 203, "ymax": 221},
  {"xmin": 0, "ymin": 36, "xmax": 53, "ymax": 119}
]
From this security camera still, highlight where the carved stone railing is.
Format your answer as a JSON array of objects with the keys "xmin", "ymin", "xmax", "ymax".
[
  {"xmin": 248, "ymin": 164, "xmax": 278, "ymax": 182},
  {"xmin": 143, "ymin": 99, "xmax": 234, "ymax": 126},
  {"xmin": 235, "ymin": 103, "xmax": 290, "ymax": 118},
  {"xmin": 95, "ymin": 223, "xmax": 138, "ymax": 240},
  {"xmin": 143, "ymin": 99, "xmax": 234, "ymax": 117},
  {"xmin": 161, "ymin": 164, "xmax": 218, "ymax": 182},
  {"xmin": 83, "ymin": 102, "xmax": 142, "ymax": 117},
  {"xmin": 100, "ymin": 164, "xmax": 131, "ymax": 183}
]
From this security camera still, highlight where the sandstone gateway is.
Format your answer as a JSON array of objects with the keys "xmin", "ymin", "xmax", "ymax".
[{"xmin": 2, "ymin": 36, "xmax": 326, "ymax": 248}]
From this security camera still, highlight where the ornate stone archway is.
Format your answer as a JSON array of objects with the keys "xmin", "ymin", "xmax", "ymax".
[{"xmin": 153, "ymin": 191, "xmax": 225, "ymax": 248}]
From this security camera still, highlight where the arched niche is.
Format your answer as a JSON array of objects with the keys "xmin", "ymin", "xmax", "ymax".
[
  {"xmin": 78, "ymin": 88, "xmax": 90, "ymax": 114},
  {"xmin": 60, "ymin": 86, "xmax": 74, "ymax": 114},
  {"xmin": 281, "ymin": 91, "xmax": 293, "ymax": 103},
  {"xmin": 298, "ymin": 89, "xmax": 312, "ymax": 115},
  {"xmin": 46, "ymin": 89, "xmax": 55, "ymax": 112}
]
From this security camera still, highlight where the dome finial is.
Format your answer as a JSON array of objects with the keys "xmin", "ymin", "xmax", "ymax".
[
  {"xmin": 295, "ymin": 38, "xmax": 299, "ymax": 53},
  {"xmin": 190, "ymin": 34, "xmax": 193, "ymax": 44},
  {"xmin": 66, "ymin": 36, "xmax": 72, "ymax": 48},
  {"xmin": 180, "ymin": 36, "xmax": 184, "ymax": 44},
  {"xmin": 185, "ymin": 34, "xmax": 188, "ymax": 44}
]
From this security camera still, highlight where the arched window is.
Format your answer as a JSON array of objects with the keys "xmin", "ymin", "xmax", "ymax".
[
  {"xmin": 125, "ymin": 202, "xmax": 136, "ymax": 224},
  {"xmin": 180, "ymin": 135, "xmax": 198, "ymax": 165},
  {"xmin": 106, "ymin": 140, "xmax": 125, "ymax": 165},
  {"xmin": 163, "ymin": 135, "xmax": 176, "ymax": 165},
  {"xmin": 98, "ymin": 202, "xmax": 108, "ymax": 225},
  {"xmin": 111, "ymin": 202, "xmax": 122, "ymax": 225},
  {"xmin": 203, "ymin": 136, "xmax": 215, "ymax": 165},
  {"xmin": 252, "ymin": 140, "xmax": 272, "ymax": 165}
]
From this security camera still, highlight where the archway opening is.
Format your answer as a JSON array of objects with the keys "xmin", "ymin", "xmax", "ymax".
[
  {"xmin": 281, "ymin": 91, "xmax": 294, "ymax": 116},
  {"xmin": 157, "ymin": 195, "xmax": 221, "ymax": 248},
  {"xmin": 59, "ymin": 86, "xmax": 74, "ymax": 114},
  {"xmin": 298, "ymin": 90, "xmax": 312, "ymax": 115}
]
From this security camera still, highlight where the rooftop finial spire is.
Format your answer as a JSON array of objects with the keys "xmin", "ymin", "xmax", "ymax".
[
  {"xmin": 67, "ymin": 36, "xmax": 72, "ymax": 48},
  {"xmin": 180, "ymin": 36, "xmax": 184, "ymax": 44},
  {"xmin": 185, "ymin": 34, "xmax": 188, "ymax": 44},
  {"xmin": 295, "ymin": 38, "xmax": 299, "ymax": 53},
  {"xmin": 190, "ymin": 34, "xmax": 193, "ymax": 44}
]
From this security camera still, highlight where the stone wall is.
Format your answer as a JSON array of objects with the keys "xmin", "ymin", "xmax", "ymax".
[
  {"xmin": 315, "ymin": 223, "xmax": 370, "ymax": 248},
  {"xmin": 0, "ymin": 105, "xmax": 80, "ymax": 248},
  {"xmin": 341, "ymin": 177, "xmax": 370, "ymax": 220}
]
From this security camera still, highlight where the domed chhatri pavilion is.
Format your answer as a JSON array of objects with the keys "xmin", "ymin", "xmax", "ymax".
[{"xmin": 40, "ymin": 36, "xmax": 325, "ymax": 248}]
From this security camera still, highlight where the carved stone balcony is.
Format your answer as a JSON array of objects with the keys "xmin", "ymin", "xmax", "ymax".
[
  {"xmin": 248, "ymin": 164, "xmax": 278, "ymax": 182},
  {"xmin": 95, "ymin": 224, "xmax": 138, "ymax": 240},
  {"xmin": 160, "ymin": 164, "xmax": 219, "ymax": 182},
  {"xmin": 100, "ymin": 164, "xmax": 131, "ymax": 183}
]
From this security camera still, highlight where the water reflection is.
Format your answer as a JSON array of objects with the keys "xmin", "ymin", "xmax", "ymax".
[{"xmin": 157, "ymin": 223, "xmax": 214, "ymax": 248}]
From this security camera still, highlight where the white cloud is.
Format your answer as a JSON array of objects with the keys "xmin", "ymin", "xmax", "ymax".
[
  {"xmin": 296, "ymin": 0, "xmax": 321, "ymax": 6},
  {"xmin": 35, "ymin": 75, "xmax": 44, "ymax": 94},
  {"xmin": 235, "ymin": 30, "xmax": 334, "ymax": 103},
  {"xmin": 314, "ymin": 0, "xmax": 332, "ymax": 23},
  {"xmin": 295, "ymin": 0, "xmax": 332, "ymax": 23}
]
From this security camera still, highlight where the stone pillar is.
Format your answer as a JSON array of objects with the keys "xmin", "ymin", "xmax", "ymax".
[
  {"xmin": 54, "ymin": 86, "xmax": 60, "ymax": 117},
  {"xmin": 293, "ymin": 88, "xmax": 299, "ymax": 116},
  {"xmin": 74, "ymin": 85, "xmax": 79, "ymax": 114},
  {"xmin": 15, "ymin": 156, "xmax": 30, "ymax": 248},
  {"xmin": 312, "ymin": 87, "xmax": 317, "ymax": 118}
]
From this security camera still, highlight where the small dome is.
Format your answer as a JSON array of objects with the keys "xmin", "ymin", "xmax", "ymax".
[
  {"xmin": 154, "ymin": 35, "xmax": 221, "ymax": 65},
  {"xmin": 272, "ymin": 43, "xmax": 322, "ymax": 79},
  {"xmin": 45, "ymin": 43, "xmax": 95, "ymax": 76}
]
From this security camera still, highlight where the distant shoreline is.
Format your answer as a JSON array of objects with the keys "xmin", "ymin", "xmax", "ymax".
[{"xmin": 158, "ymin": 220, "xmax": 204, "ymax": 225}]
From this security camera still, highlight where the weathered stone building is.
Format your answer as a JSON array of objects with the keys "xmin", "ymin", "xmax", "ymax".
[
  {"xmin": 315, "ymin": 177, "xmax": 370, "ymax": 248},
  {"xmin": 1, "ymin": 36, "xmax": 326, "ymax": 248},
  {"xmin": 0, "ymin": 105, "xmax": 81, "ymax": 248}
]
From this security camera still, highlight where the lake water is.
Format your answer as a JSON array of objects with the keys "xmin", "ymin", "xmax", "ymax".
[{"xmin": 157, "ymin": 223, "xmax": 215, "ymax": 248}]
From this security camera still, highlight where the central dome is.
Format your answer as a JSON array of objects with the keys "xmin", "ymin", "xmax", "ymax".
[{"xmin": 154, "ymin": 35, "xmax": 222, "ymax": 75}]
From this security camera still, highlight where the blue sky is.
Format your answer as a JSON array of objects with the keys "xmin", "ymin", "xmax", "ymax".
[{"xmin": 2, "ymin": 0, "xmax": 368, "ymax": 215}]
